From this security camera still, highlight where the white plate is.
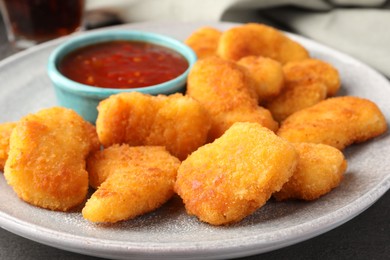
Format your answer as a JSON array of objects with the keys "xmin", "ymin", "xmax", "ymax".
[{"xmin": 0, "ymin": 22, "xmax": 389, "ymax": 260}]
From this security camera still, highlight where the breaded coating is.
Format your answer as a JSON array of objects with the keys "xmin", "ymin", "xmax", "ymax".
[
  {"xmin": 185, "ymin": 26, "xmax": 222, "ymax": 59},
  {"xmin": 265, "ymin": 82, "xmax": 327, "ymax": 122},
  {"xmin": 237, "ymin": 56, "xmax": 284, "ymax": 101},
  {"xmin": 265, "ymin": 58, "xmax": 340, "ymax": 122},
  {"xmin": 217, "ymin": 23, "xmax": 309, "ymax": 63},
  {"xmin": 277, "ymin": 96, "xmax": 388, "ymax": 150},
  {"xmin": 0, "ymin": 122, "xmax": 17, "ymax": 171},
  {"xmin": 274, "ymin": 143, "xmax": 347, "ymax": 201},
  {"xmin": 283, "ymin": 58, "xmax": 341, "ymax": 96},
  {"xmin": 175, "ymin": 122, "xmax": 298, "ymax": 225},
  {"xmin": 87, "ymin": 144, "xmax": 179, "ymax": 189},
  {"xmin": 4, "ymin": 107, "xmax": 100, "ymax": 211},
  {"xmin": 96, "ymin": 92, "xmax": 210, "ymax": 160},
  {"xmin": 83, "ymin": 145, "xmax": 180, "ymax": 223},
  {"xmin": 187, "ymin": 57, "xmax": 278, "ymax": 141}
]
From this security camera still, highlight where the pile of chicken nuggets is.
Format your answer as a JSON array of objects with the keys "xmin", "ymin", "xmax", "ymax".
[{"xmin": 0, "ymin": 23, "xmax": 387, "ymax": 226}]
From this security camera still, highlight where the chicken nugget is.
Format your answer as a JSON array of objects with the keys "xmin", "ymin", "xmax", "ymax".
[
  {"xmin": 274, "ymin": 143, "xmax": 347, "ymax": 201},
  {"xmin": 96, "ymin": 92, "xmax": 210, "ymax": 160},
  {"xmin": 187, "ymin": 57, "xmax": 278, "ymax": 141},
  {"xmin": 83, "ymin": 145, "xmax": 180, "ymax": 223},
  {"xmin": 265, "ymin": 82, "xmax": 327, "ymax": 122},
  {"xmin": 277, "ymin": 96, "xmax": 387, "ymax": 149},
  {"xmin": 4, "ymin": 107, "xmax": 100, "ymax": 211},
  {"xmin": 283, "ymin": 58, "xmax": 341, "ymax": 96},
  {"xmin": 217, "ymin": 23, "xmax": 309, "ymax": 63},
  {"xmin": 0, "ymin": 122, "xmax": 17, "ymax": 171},
  {"xmin": 185, "ymin": 26, "xmax": 222, "ymax": 59},
  {"xmin": 87, "ymin": 144, "xmax": 178, "ymax": 189},
  {"xmin": 96, "ymin": 91, "xmax": 157, "ymax": 146},
  {"xmin": 175, "ymin": 122, "xmax": 297, "ymax": 225},
  {"xmin": 265, "ymin": 58, "xmax": 340, "ymax": 122},
  {"xmin": 237, "ymin": 56, "xmax": 284, "ymax": 101}
]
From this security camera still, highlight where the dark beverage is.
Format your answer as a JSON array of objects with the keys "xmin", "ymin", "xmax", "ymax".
[{"xmin": 1, "ymin": 0, "xmax": 84, "ymax": 47}]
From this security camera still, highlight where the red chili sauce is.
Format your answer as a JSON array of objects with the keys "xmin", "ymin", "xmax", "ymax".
[{"xmin": 58, "ymin": 40, "xmax": 189, "ymax": 89}]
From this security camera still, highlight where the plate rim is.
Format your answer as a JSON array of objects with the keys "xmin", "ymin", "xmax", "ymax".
[{"xmin": 1, "ymin": 178, "xmax": 388, "ymax": 259}]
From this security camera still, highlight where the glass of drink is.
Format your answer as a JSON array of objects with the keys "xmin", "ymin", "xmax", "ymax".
[{"xmin": 0, "ymin": 0, "xmax": 85, "ymax": 49}]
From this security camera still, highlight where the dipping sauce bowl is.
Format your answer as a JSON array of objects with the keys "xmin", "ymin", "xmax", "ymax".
[{"xmin": 47, "ymin": 30, "xmax": 197, "ymax": 123}]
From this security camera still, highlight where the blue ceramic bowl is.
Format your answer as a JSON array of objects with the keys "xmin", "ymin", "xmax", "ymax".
[{"xmin": 47, "ymin": 30, "xmax": 197, "ymax": 123}]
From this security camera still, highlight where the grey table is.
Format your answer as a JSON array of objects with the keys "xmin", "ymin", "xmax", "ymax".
[{"xmin": 0, "ymin": 14, "xmax": 389, "ymax": 260}]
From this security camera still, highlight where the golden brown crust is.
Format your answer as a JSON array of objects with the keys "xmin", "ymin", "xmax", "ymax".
[
  {"xmin": 237, "ymin": 56, "xmax": 285, "ymax": 101},
  {"xmin": 87, "ymin": 145, "xmax": 178, "ymax": 189},
  {"xmin": 266, "ymin": 82, "xmax": 327, "ymax": 122},
  {"xmin": 83, "ymin": 145, "xmax": 180, "ymax": 223},
  {"xmin": 0, "ymin": 122, "xmax": 17, "ymax": 171},
  {"xmin": 264, "ymin": 59, "xmax": 341, "ymax": 122},
  {"xmin": 274, "ymin": 143, "xmax": 347, "ymax": 201},
  {"xmin": 4, "ymin": 107, "xmax": 100, "ymax": 211},
  {"xmin": 185, "ymin": 26, "xmax": 222, "ymax": 59},
  {"xmin": 282, "ymin": 58, "xmax": 341, "ymax": 97},
  {"xmin": 217, "ymin": 23, "xmax": 309, "ymax": 63},
  {"xmin": 175, "ymin": 122, "xmax": 297, "ymax": 225},
  {"xmin": 277, "ymin": 96, "xmax": 388, "ymax": 149},
  {"xmin": 96, "ymin": 92, "xmax": 211, "ymax": 160},
  {"xmin": 187, "ymin": 57, "xmax": 278, "ymax": 141}
]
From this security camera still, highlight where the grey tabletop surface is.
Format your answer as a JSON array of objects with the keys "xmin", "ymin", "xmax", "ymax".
[{"xmin": 0, "ymin": 12, "xmax": 389, "ymax": 260}]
